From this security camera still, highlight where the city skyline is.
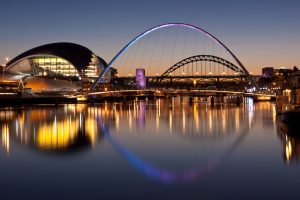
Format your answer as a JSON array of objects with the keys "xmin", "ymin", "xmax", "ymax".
[{"xmin": 0, "ymin": 0, "xmax": 299, "ymax": 74}]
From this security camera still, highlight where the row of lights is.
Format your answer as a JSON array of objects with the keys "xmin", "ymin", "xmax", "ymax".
[{"xmin": 124, "ymin": 71, "xmax": 244, "ymax": 77}]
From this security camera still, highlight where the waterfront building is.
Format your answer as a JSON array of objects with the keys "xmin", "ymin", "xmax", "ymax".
[{"xmin": 2, "ymin": 43, "xmax": 108, "ymax": 92}]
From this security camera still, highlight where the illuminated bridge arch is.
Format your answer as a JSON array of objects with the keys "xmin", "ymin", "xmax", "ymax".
[
  {"xmin": 157, "ymin": 55, "xmax": 246, "ymax": 82},
  {"xmin": 91, "ymin": 23, "xmax": 259, "ymax": 90}
]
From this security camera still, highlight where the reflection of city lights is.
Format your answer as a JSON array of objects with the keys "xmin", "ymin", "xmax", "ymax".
[
  {"xmin": 209, "ymin": 111, "xmax": 213, "ymax": 134},
  {"xmin": 169, "ymin": 110, "xmax": 172, "ymax": 133},
  {"xmin": 285, "ymin": 140, "xmax": 292, "ymax": 162},
  {"xmin": 116, "ymin": 112, "xmax": 120, "ymax": 131},
  {"xmin": 37, "ymin": 117, "xmax": 79, "ymax": 149},
  {"xmin": 3, "ymin": 97, "xmax": 254, "ymax": 157},
  {"xmin": 221, "ymin": 109, "xmax": 226, "ymax": 132},
  {"xmin": 129, "ymin": 109, "xmax": 132, "ymax": 130},
  {"xmin": 85, "ymin": 118, "xmax": 97, "ymax": 146},
  {"xmin": 2, "ymin": 124, "xmax": 10, "ymax": 155},
  {"xmin": 182, "ymin": 109, "xmax": 186, "ymax": 133},
  {"xmin": 156, "ymin": 99, "xmax": 161, "ymax": 130},
  {"xmin": 235, "ymin": 109, "xmax": 240, "ymax": 131},
  {"xmin": 193, "ymin": 104, "xmax": 199, "ymax": 131}
]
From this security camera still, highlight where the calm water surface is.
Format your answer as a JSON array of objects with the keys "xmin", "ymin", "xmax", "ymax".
[{"xmin": 0, "ymin": 98, "xmax": 299, "ymax": 200}]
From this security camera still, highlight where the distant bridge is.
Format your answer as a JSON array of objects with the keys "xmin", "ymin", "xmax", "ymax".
[{"xmin": 157, "ymin": 55, "xmax": 247, "ymax": 83}]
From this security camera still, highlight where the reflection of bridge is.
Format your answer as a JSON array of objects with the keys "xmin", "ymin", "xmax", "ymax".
[
  {"xmin": 100, "ymin": 118, "xmax": 251, "ymax": 183},
  {"xmin": 2, "ymin": 100, "xmax": 255, "ymax": 183}
]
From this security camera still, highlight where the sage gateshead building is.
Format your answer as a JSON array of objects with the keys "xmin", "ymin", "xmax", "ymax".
[{"xmin": 4, "ymin": 42, "xmax": 108, "ymax": 92}]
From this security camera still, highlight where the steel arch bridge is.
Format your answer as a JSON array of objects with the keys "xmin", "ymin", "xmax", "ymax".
[
  {"xmin": 90, "ymin": 23, "xmax": 259, "ymax": 91},
  {"xmin": 157, "ymin": 55, "xmax": 246, "ymax": 83}
]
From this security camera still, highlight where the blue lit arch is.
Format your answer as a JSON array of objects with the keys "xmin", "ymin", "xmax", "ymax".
[{"xmin": 91, "ymin": 23, "xmax": 258, "ymax": 90}]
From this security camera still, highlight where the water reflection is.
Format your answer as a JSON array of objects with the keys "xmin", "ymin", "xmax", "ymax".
[
  {"xmin": 0, "ymin": 105, "xmax": 100, "ymax": 153},
  {"xmin": 0, "ymin": 98, "xmax": 256, "ymax": 183},
  {"xmin": 277, "ymin": 116, "xmax": 300, "ymax": 164},
  {"xmin": 1, "ymin": 124, "xmax": 9, "ymax": 156}
]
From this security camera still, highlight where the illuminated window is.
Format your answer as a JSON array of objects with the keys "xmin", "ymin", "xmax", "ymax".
[{"xmin": 31, "ymin": 56, "xmax": 79, "ymax": 77}]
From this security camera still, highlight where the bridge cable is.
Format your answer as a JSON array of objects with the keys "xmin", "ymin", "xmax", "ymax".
[
  {"xmin": 182, "ymin": 28, "xmax": 188, "ymax": 75},
  {"xmin": 192, "ymin": 30, "xmax": 197, "ymax": 77},
  {"xmin": 123, "ymin": 40, "xmax": 134, "ymax": 77},
  {"xmin": 170, "ymin": 26, "xmax": 179, "ymax": 77},
  {"xmin": 139, "ymin": 32, "xmax": 150, "ymax": 70},
  {"xmin": 158, "ymin": 28, "xmax": 169, "ymax": 76},
  {"xmin": 149, "ymin": 30, "xmax": 159, "ymax": 76},
  {"xmin": 130, "ymin": 37, "xmax": 142, "ymax": 76}
]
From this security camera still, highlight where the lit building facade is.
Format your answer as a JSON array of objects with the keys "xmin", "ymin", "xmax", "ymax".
[{"xmin": 3, "ymin": 43, "xmax": 107, "ymax": 91}]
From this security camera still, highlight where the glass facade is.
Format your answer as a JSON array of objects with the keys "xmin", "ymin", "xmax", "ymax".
[{"xmin": 31, "ymin": 57, "xmax": 79, "ymax": 77}]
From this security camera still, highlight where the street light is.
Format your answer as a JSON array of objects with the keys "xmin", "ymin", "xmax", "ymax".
[{"xmin": 2, "ymin": 57, "xmax": 9, "ymax": 80}]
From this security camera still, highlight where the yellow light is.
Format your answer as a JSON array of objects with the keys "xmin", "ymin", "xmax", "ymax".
[
  {"xmin": 285, "ymin": 140, "xmax": 293, "ymax": 162},
  {"xmin": 2, "ymin": 124, "xmax": 9, "ymax": 154},
  {"xmin": 37, "ymin": 117, "xmax": 79, "ymax": 150},
  {"xmin": 256, "ymin": 96, "xmax": 272, "ymax": 101},
  {"xmin": 85, "ymin": 118, "xmax": 97, "ymax": 146}
]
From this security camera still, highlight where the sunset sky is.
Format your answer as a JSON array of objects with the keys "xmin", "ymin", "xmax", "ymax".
[{"xmin": 0, "ymin": 0, "xmax": 299, "ymax": 74}]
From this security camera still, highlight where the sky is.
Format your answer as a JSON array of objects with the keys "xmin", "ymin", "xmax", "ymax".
[{"xmin": 0, "ymin": 0, "xmax": 299, "ymax": 74}]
